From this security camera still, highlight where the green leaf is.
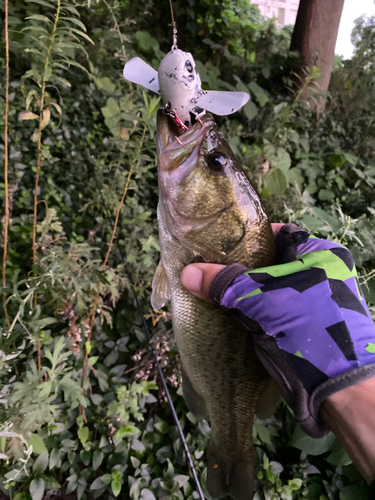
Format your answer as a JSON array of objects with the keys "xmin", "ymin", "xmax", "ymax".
[
  {"xmin": 100, "ymin": 474, "xmax": 112, "ymax": 486},
  {"xmin": 329, "ymin": 153, "xmax": 345, "ymax": 169},
  {"xmin": 234, "ymin": 75, "xmax": 249, "ymax": 94},
  {"xmin": 44, "ymin": 476, "xmax": 61, "ymax": 490},
  {"xmin": 24, "ymin": 48, "xmax": 43, "ymax": 55},
  {"xmin": 339, "ymin": 483, "xmax": 368, "ymax": 500},
  {"xmin": 92, "ymin": 450, "xmax": 104, "ymax": 471},
  {"xmin": 27, "ymin": 0, "xmax": 54, "ymax": 7},
  {"xmin": 85, "ymin": 341, "xmax": 91, "ymax": 355},
  {"xmin": 173, "ymin": 476, "xmax": 189, "ymax": 488},
  {"xmin": 65, "ymin": 60, "xmax": 90, "ymax": 75},
  {"xmin": 29, "ymin": 478, "xmax": 45, "ymax": 500},
  {"xmin": 249, "ymin": 81, "xmax": 265, "ymax": 98},
  {"xmin": 90, "ymin": 478, "xmax": 106, "ymax": 490},
  {"xmin": 49, "ymin": 448, "xmax": 61, "ymax": 469},
  {"xmin": 135, "ymin": 31, "xmax": 159, "ymax": 51},
  {"xmin": 131, "ymin": 439, "xmax": 145, "ymax": 451},
  {"xmin": 326, "ymin": 440, "xmax": 352, "ymax": 466},
  {"xmin": 289, "ymin": 425, "xmax": 335, "ymax": 455},
  {"xmin": 262, "ymin": 66, "xmax": 271, "ymax": 79},
  {"xmin": 78, "ymin": 426, "xmax": 89, "ymax": 446},
  {"xmin": 257, "ymin": 93, "xmax": 269, "ymax": 107},
  {"xmin": 318, "ymin": 189, "xmax": 335, "ymax": 201},
  {"xmin": 287, "ymin": 167, "xmax": 304, "ymax": 187},
  {"xmin": 66, "ymin": 475, "xmax": 78, "ymax": 494},
  {"xmin": 115, "ymin": 424, "xmax": 140, "ymax": 440},
  {"xmin": 154, "ymin": 421, "xmax": 169, "ymax": 433},
  {"xmin": 62, "ymin": 5, "xmax": 80, "ymax": 15},
  {"xmin": 289, "ymin": 478, "xmax": 303, "ymax": 490},
  {"xmin": 26, "ymin": 14, "xmax": 51, "ymax": 22},
  {"xmin": 33, "ymin": 454, "xmax": 48, "ymax": 473},
  {"xmin": 243, "ymin": 100, "xmax": 258, "ymax": 121},
  {"xmin": 256, "ymin": 424, "xmax": 272, "ymax": 445},
  {"xmin": 55, "ymin": 76, "xmax": 71, "ymax": 87},
  {"xmin": 140, "ymin": 488, "xmax": 156, "ymax": 500},
  {"xmin": 62, "ymin": 17, "xmax": 87, "ymax": 31},
  {"xmin": 35, "ymin": 317, "xmax": 57, "ymax": 328},
  {"xmin": 69, "ymin": 27, "xmax": 95, "ymax": 44},
  {"xmin": 311, "ymin": 207, "xmax": 341, "ymax": 232},
  {"xmin": 28, "ymin": 434, "xmax": 48, "ymax": 455},
  {"xmin": 269, "ymin": 147, "xmax": 291, "ymax": 173},
  {"xmin": 80, "ymin": 449, "xmax": 91, "ymax": 466},
  {"xmin": 274, "ymin": 102, "xmax": 288, "ymax": 114},
  {"xmin": 263, "ymin": 167, "xmax": 287, "ymax": 196},
  {"xmin": 101, "ymin": 97, "xmax": 120, "ymax": 119},
  {"xmin": 96, "ymin": 77, "xmax": 117, "ymax": 92},
  {"xmin": 111, "ymin": 479, "xmax": 122, "ymax": 497},
  {"xmin": 88, "ymin": 356, "xmax": 99, "ymax": 366},
  {"xmin": 14, "ymin": 493, "xmax": 32, "ymax": 500}
]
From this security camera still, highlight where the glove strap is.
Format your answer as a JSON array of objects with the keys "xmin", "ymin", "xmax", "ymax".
[{"xmin": 210, "ymin": 263, "xmax": 248, "ymax": 307}]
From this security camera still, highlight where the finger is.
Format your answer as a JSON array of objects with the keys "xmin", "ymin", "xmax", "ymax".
[
  {"xmin": 180, "ymin": 263, "xmax": 226, "ymax": 302},
  {"xmin": 271, "ymin": 223, "xmax": 285, "ymax": 237}
]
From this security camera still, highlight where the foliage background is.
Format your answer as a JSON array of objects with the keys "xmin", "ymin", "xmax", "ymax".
[{"xmin": 0, "ymin": 1, "xmax": 375, "ymax": 499}]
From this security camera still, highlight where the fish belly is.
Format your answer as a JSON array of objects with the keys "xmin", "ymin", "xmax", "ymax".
[{"xmin": 171, "ymin": 276, "xmax": 270, "ymax": 500}]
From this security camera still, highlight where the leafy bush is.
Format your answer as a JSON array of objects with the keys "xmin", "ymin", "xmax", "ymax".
[{"xmin": 1, "ymin": 1, "xmax": 374, "ymax": 499}]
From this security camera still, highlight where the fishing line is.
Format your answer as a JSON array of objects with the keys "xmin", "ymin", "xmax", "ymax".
[
  {"xmin": 85, "ymin": 150, "xmax": 206, "ymax": 500},
  {"xmin": 169, "ymin": 0, "xmax": 178, "ymax": 50}
]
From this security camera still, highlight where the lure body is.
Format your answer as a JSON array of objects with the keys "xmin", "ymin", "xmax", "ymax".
[{"xmin": 123, "ymin": 48, "xmax": 249, "ymax": 128}]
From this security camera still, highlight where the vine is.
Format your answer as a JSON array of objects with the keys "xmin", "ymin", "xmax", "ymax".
[{"xmin": 2, "ymin": 0, "xmax": 10, "ymax": 328}]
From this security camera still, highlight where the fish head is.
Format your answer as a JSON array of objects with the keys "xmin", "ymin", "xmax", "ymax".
[{"xmin": 157, "ymin": 110, "xmax": 275, "ymax": 267}]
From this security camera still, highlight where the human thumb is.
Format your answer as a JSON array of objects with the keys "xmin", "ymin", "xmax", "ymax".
[{"xmin": 180, "ymin": 263, "xmax": 226, "ymax": 302}]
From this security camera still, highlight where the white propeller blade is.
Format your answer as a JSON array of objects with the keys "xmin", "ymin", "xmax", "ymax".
[
  {"xmin": 197, "ymin": 91, "xmax": 250, "ymax": 116},
  {"xmin": 123, "ymin": 57, "xmax": 160, "ymax": 94}
]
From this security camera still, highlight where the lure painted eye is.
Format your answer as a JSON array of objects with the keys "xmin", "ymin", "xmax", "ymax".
[
  {"xmin": 185, "ymin": 60, "xmax": 193, "ymax": 73},
  {"xmin": 208, "ymin": 153, "xmax": 227, "ymax": 172}
]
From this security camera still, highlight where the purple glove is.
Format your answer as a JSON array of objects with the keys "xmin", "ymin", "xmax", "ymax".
[{"xmin": 209, "ymin": 223, "xmax": 375, "ymax": 438}]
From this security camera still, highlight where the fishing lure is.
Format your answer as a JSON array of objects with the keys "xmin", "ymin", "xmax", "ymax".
[{"xmin": 123, "ymin": 26, "xmax": 249, "ymax": 131}]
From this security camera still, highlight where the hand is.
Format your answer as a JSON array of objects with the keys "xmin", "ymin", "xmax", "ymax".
[
  {"xmin": 180, "ymin": 223, "xmax": 375, "ymax": 439},
  {"xmin": 180, "ymin": 223, "xmax": 284, "ymax": 301}
]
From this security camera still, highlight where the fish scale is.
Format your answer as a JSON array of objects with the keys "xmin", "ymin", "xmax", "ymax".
[{"xmin": 152, "ymin": 110, "xmax": 279, "ymax": 500}]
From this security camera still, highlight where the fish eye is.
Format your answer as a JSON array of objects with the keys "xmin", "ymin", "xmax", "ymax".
[
  {"xmin": 185, "ymin": 60, "xmax": 193, "ymax": 73},
  {"xmin": 207, "ymin": 153, "xmax": 227, "ymax": 172}
]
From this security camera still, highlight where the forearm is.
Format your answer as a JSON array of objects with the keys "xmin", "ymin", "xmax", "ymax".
[{"xmin": 320, "ymin": 377, "xmax": 375, "ymax": 484}]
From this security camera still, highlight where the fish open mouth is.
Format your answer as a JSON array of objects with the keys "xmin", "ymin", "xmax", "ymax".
[{"xmin": 156, "ymin": 109, "xmax": 216, "ymax": 158}]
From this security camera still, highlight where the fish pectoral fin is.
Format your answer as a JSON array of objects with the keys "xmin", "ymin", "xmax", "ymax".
[
  {"xmin": 151, "ymin": 260, "xmax": 171, "ymax": 310},
  {"xmin": 207, "ymin": 445, "xmax": 254, "ymax": 500}
]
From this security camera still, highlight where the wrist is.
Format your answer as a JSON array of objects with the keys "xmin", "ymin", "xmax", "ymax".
[{"xmin": 320, "ymin": 377, "xmax": 375, "ymax": 484}]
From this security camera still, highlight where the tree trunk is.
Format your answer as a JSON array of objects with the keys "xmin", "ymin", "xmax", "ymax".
[{"xmin": 290, "ymin": 0, "xmax": 345, "ymax": 110}]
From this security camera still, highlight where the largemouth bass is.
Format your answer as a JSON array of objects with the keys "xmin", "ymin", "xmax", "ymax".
[{"xmin": 151, "ymin": 110, "xmax": 279, "ymax": 500}]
